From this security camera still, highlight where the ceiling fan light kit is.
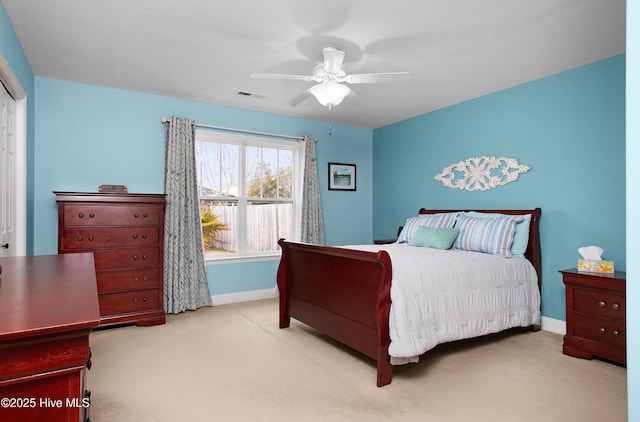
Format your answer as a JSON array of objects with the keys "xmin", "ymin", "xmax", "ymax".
[
  {"xmin": 310, "ymin": 81, "xmax": 351, "ymax": 108},
  {"xmin": 250, "ymin": 47, "xmax": 409, "ymax": 109}
]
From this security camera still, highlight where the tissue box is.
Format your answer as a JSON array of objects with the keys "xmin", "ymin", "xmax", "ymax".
[{"xmin": 577, "ymin": 259, "xmax": 614, "ymax": 275}]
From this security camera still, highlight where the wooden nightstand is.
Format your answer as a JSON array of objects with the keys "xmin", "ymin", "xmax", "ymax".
[
  {"xmin": 560, "ymin": 268, "xmax": 626, "ymax": 365},
  {"xmin": 374, "ymin": 226, "xmax": 403, "ymax": 244},
  {"xmin": 374, "ymin": 239, "xmax": 396, "ymax": 245}
]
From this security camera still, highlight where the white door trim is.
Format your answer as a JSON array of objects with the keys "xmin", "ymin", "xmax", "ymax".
[{"xmin": 0, "ymin": 52, "xmax": 27, "ymax": 256}]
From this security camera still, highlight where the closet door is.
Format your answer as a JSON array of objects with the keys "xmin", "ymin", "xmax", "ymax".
[{"xmin": 0, "ymin": 84, "xmax": 17, "ymax": 257}]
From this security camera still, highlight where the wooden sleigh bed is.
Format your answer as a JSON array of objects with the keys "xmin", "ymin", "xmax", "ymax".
[{"xmin": 277, "ymin": 208, "xmax": 542, "ymax": 387}]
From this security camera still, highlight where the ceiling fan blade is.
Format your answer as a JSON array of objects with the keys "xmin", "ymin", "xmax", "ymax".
[
  {"xmin": 322, "ymin": 47, "xmax": 345, "ymax": 74},
  {"xmin": 287, "ymin": 89, "xmax": 312, "ymax": 107},
  {"xmin": 250, "ymin": 73, "xmax": 314, "ymax": 82},
  {"xmin": 341, "ymin": 72, "xmax": 410, "ymax": 84}
]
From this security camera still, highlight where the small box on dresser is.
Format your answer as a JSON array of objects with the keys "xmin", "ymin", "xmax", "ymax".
[
  {"xmin": 560, "ymin": 268, "xmax": 626, "ymax": 365},
  {"xmin": 55, "ymin": 192, "xmax": 166, "ymax": 327}
]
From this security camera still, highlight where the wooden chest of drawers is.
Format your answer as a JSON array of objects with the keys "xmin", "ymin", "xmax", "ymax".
[
  {"xmin": 560, "ymin": 268, "xmax": 626, "ymax": 365},
  {"xmin": 56, "ymin": 192, "xmax": 166, "ymax": 327}
]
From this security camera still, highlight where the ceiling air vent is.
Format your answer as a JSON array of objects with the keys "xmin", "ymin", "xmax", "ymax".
[{"xmin": 237, "ymin": 91, "xmax": 265, "ymax": 99}]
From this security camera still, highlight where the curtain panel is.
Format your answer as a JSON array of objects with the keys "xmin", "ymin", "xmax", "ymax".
[
  {"xmin": 163, "ymin": 116, "xmax": 213, "ymax": 313},
  {"xmin": 301, "ymin": 135, "xmax": 325, "ymax": 244}
]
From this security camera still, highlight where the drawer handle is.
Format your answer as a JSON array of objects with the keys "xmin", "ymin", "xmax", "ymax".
[
  {"xmin": 612, "ymin": 330, "xmax": 620, "ymax": 337},
  {"xmin": 598, "ymin": 301, "xmax": 606, "ymax": 308},
  {"xmin": 77, "ymin": 235, "xmax": 83, "ymax": 241},
  {"xmin": 143, "ymin": 297, "xmax": 147, "ymax": 302},
  {"xmin": 134, "ymin": 212, "xmax": 139, "ymax": 218},
  {"xmin": 143, "ymin": 254, "xmax": 148, "ymax": 260},
  {"xmin": 134, "ymin": 276, "xmax": 138, "ymax": 281},
  {"xmin": 89, "ymin": 213, "xmax": 95, "ymax": 218},
  {"xmin": 143, "ymin": 212, "xmax": 149, "ymax": 218},
  {"xmin": 599, "ymin": 327, "xmax": 606, "ymax": 334},
  {"xmin": 78, "ymin": 213, "xmax": 84, "ymax": 218},
  {"xmin": 133, "ymin": 298, "xmax": 138, "ymax": 303},
  {"xmin": 88, "ymin": 235, "xmax": 94, "ymax": 241},
  {"xmin": 142, "ymin": 233, "xmax": 147, "ymax": 239},
  {"xmin": 612, "ymin": 303, "xmax": 620, "ymax": 310},
  {"xmin": 133, "ymin": 234, "xmax": 138, "ymax": 239},
  {"xmin": 133, "ymin": 255, "xmax": 138, "ymax": 260}
]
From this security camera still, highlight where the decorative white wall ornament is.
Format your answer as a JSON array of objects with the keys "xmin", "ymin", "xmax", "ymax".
[{"xmin": 434, "ymin": 156, "xmax": 530, "ymax": 191}]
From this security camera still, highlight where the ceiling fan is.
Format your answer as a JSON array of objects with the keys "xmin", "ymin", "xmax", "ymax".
[{"xmin": 250, "ymin": 47, "xmax": 409, "ymax": 109}]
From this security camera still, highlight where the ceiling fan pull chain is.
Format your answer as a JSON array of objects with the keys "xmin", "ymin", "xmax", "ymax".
[{"xmin": 328, "ymin": 107, "xmax": 333, "ymax": 136}]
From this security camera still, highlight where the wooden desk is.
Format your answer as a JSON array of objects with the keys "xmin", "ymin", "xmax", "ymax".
[{"xmin": 0, "ymin": 253, "xmax": 100, "ymax": 422}]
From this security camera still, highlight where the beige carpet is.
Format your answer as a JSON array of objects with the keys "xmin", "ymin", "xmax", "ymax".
[{"xmin": 87, "ymin": 299, "xmax": 627, "ymax": 421}]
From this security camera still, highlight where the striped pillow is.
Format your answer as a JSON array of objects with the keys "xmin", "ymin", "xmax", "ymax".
[
  {"xmin": 453, "ymin": 215, "xmax": 522, "ymax": 258},
  {"xmin": 462, "ymin": 211, "xmax": 531, "ymax": 258},
  {"xmin": 397, "ymin": 213, "xmax": 459, "ymax": 244}
]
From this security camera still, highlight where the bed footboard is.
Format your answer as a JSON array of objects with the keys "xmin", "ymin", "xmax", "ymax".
[{"xmin": 277, "ymin": 239, "xmax": 394, "ymax": 387}]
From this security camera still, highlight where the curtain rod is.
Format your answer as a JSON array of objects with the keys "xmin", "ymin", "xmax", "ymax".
[{"xmin": 161, "ymin": 117, "xmax": 304, "ymax": 141}]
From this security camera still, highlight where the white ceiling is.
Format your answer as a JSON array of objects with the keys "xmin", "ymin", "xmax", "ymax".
[{"xmin": 2, "ymin": 0, "xmax": 626, "ymax": 129}]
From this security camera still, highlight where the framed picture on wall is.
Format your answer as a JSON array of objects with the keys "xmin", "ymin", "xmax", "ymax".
[{"xmin": 328, "ymin": 163, "xmax": 356, "ymax": 191}]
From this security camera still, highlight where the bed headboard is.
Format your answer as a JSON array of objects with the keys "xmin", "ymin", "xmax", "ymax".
[{"xmin": 418, "ymin": 208, "xmax": 542, "ymax": 291}]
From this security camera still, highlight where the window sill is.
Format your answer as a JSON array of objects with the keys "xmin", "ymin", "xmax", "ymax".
[{"xmin": 204, "ymin": 252, "xmax": 281, "ymax": 265}]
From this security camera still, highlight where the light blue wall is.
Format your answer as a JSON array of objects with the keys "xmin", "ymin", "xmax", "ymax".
[
  {"xmin": 1, "ymin": 3, "xmax": 36, "ymax": 254},
  {"xmin": 207, "ymin": 260, "xmax": 278, "ymax": 296},
  {"xmin": 32, "ymin": 77, "xmax": 373, "ymax": 295},
  {"xmin": 373, "ymin": 55, "xmax": 626, "ymax": 322},
  {"xmin": 626, "ymin": 3, "xmax": 639, "ymax": 420}
]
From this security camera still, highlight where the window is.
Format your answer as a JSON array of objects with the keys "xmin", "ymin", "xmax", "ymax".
[{"xmin": 195, "ymin": 129, "xmax": 302, "ymax": 260}]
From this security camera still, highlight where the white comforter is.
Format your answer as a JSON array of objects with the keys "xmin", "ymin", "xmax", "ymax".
[{"xmin": 344, "ymin": 244, "xmax": 541, "ymax": 364}]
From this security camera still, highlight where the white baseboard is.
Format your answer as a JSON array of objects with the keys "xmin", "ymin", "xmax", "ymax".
[
  {"xmin": 211, "ymin": 287, "xmax": 278, "ymax": 306},
  {"xmin": 541, "ymin": 316, "xmax": 566, "ymax": 335},
  {"xmin": 212, "ymin": 289, "xmax": 568, "ymax": 336}
]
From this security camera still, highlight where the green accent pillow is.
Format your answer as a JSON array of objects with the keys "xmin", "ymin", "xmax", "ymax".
[{"xmin": 409, "ymin": 226, "xmax": 460, "ymax": 249}]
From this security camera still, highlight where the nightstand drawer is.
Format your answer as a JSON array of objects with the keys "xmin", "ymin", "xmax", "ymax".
[
  {"xmin": 573, "ymin": 314, "xmax": 625, "ymax": 348},
  {"xmin": 573, "ymin": 288, "xmax": 625, "ymax": 320}
]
